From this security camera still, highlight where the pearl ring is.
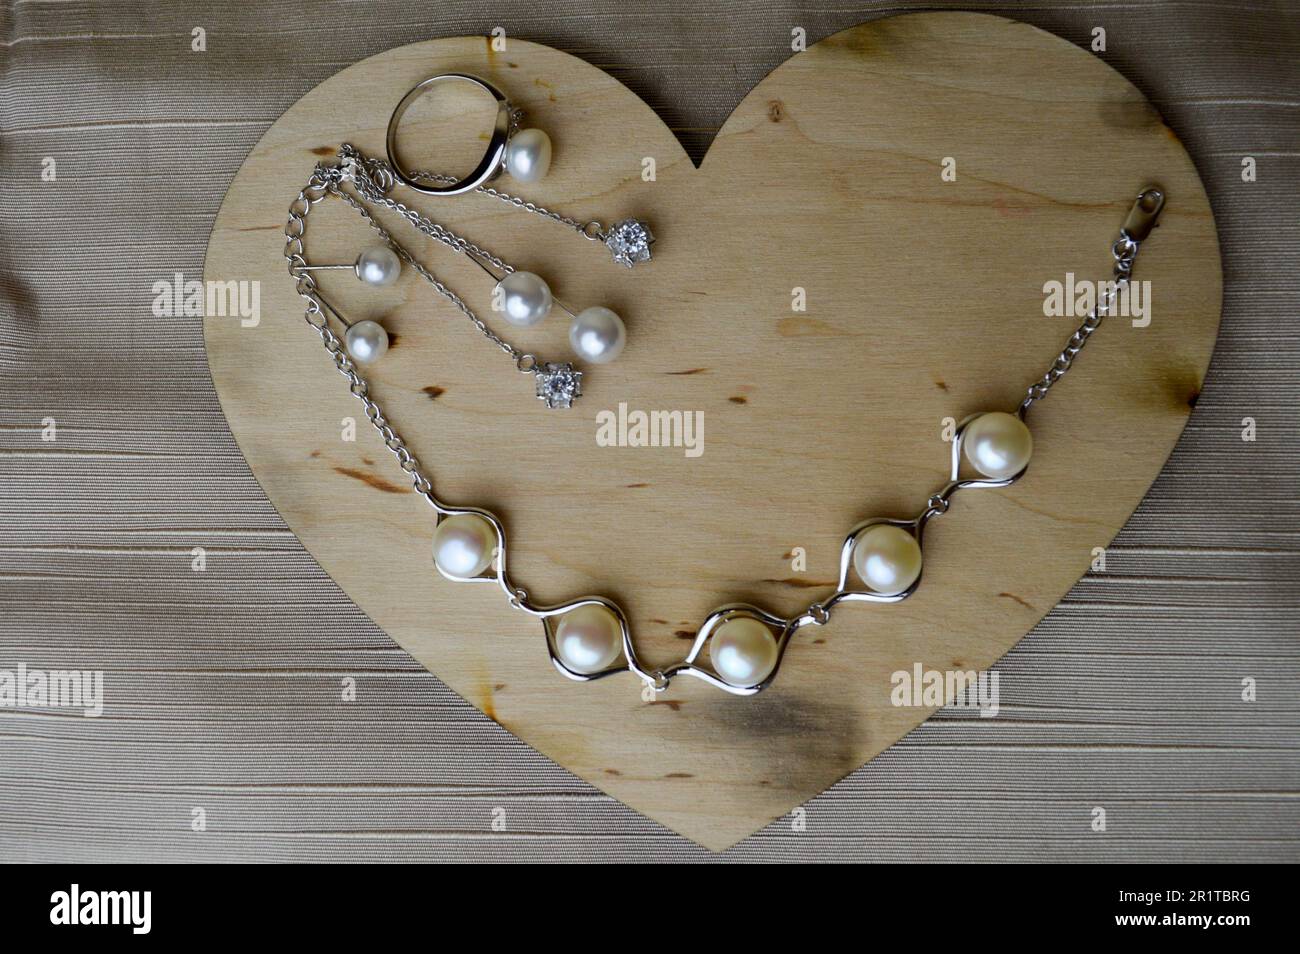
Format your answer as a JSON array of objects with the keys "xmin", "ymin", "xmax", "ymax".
[{"xmin": 385, "ymin": 72, "xmax": 552, "ymax": 196}]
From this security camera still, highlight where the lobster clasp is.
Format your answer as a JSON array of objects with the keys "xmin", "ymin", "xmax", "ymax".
[{"xmin": 1121, "ymin": 187, "xmax": 1165, "ymax": 243}]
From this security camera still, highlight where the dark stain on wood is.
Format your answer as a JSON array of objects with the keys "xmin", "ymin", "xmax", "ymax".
[
  {"xmin": 666, "ymin": 367, "xmax": 709, "ymax": 375},
  {"xmin": 664, "ymin": 772, "xmax": 693, "ymax": 779},
  {"xmin": 674, "ymin": 629, "xmax": 695, "ymax": 640},
  {"xmin": 763, "ymin": 577, "xmax": 837, "ymax": 588},
  {"xmin": 626, "ymin": 482, "xmax": 649, "ymax": 488},
  {"xmin": 1164, "ymin": 367, "xmax": 1203, "ymax": 413},
  {"xmin": 333, "ymin": 466, "xmax": 408, "ymax": 494},
  {"xmin": 310, "ymin": 145, "xmax": 334, "ymax": 157},
  {"xmin": 767, "ymin": 100, "xmax": 784, "ymax": 122},
  {"xmin": 729, "ymin": 395, "xmax": 748, "ymax": 404},
  {"xmin": 998, "ymin": 591, "xmax": 1034, "ymax": 610},
  {"xmin": 422, "ymin": 385, "xmax": 446, "ymax": 400}
]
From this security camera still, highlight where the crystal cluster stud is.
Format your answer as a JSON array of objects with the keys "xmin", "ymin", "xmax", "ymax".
[
  {"xmin": 534, "ymin": 362, "xmax": 583, "ymax": 409},
  {"xmin": 605, "ymin": 219, "xmax": 654, "ymax": 268}
]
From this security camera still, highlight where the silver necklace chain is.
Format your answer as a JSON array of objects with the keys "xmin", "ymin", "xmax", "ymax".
[
  {"xmin": 1020, "ymin": 232, "xmax": 1138, "ymax": 412},
  {"xmin": 411, "ymin": 171, "xmax": 607, "ymax": 240},
  {"xmin": 284, "ymin": 181, "xmax": 1163, "ymax": 696}
]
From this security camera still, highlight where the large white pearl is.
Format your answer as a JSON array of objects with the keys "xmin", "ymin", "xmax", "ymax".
[
  {"xmin": 569, "ymin": 306, "xmax": 626, "ymax": 364},
  {"xmin": 709, "ymin": 617, "xmax": 779, "ymax": 689},
  {"xmin": 505, "ymin": 128, "xmax": 552, "ymax": 183},
  {"xmin": 496, "ymin": 271, "xmax": 552, "ymax": 327},
  {"xmin": 356, "ymin": 246, "xmax": 401, "ymax": 287},
  {"xmin": 553, "ymin": 604, "xmax": 623, "ymax": 674},
  {"xmin": 344, "ymin": 320, "xmax": 389, "ymax": 364},
  {"xmin": 852, "ymin": 524, "xmax": 923, "ymax": 595},
  {"xmin": 432, "ymin": 513, "xmax": 496, "ymax": 578},
  {"xmin": 963, "ymin": 411, "xmax": 1033, "ymax": 480}
]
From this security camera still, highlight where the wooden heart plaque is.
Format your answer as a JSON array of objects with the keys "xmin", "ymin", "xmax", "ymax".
[{"xmin": 203, "ymin": 13, "xmax": 1221, "ymax": 849}]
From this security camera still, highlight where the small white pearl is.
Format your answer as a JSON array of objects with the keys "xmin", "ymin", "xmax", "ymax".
[
  {"xmin": 963, "ymin": 411, "xmax": 1034, "ymax": 480},
  {"xmin": 344, "ymin": 320, "xmax": 389, "ymax": 364},
  {"xmin": 432, "ymin": 513, "xmax": 496, "ymax": 578},
  {"xmin": 852, "ymin": 524, "xmax": 923, "ymax": 595},
  {"xmin": 505, "ymin": 128, "xmax": 552, "ymax": 183},
  {"xmin": 553, "ymin": 604, "xmax": 623, "ymax": 674},
  {"xmin": 355, "ymin": 246, "xmax": 401, "ymax": 287},
  {"xmin": 569, "ymin": 306, "xmax": 626, "ymax": 364},
  {"xmin": 708, "ymin": 617, "xmax": 779, "ymax": 689},
  {"xmin": 496, "ymin": 271, "xmax": 553, "ymax": 327}
]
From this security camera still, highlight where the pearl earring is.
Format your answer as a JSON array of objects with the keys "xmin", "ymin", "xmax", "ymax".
[
  {"xmin": 299, "ymin": 245, "xmax": 402, "ymax": 287},
  {"xmin": 308, "ymin": 292, "xmax": 389, "ymax": 366},
  {"xmin": 289, "ymin": 72, "xmax": 656, "ymax": 406},
  {"xmin": 298, "ymin": 246, "xmax": 400, "ymax": 364}
]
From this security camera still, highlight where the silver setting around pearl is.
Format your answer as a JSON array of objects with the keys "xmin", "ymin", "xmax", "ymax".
[
  {"xmin": 605, "ymin": 219, "xmax": 654, "ymax": 268},
  {"xmin": 676, "ymin": 605, "xmax": 793, "ymax": 695},
  {"xmin": 534, "ymin": 362, "xmax": 583, "ymax": 409}
]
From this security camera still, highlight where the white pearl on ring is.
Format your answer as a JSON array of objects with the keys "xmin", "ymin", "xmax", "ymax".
[
  {"xmin": 962, "ymin": 411, "xmax": 1034, "ymax": 480},
  {"xmin": 708, "ymin": 617, "xmax": 779, "ymax": 689},
  {"xmin": 355, "ymin": 245, "xmax": 401, "ymax": 287},
  {"xmin": 432, "ymin": 513, "xmax": 497, "ymax": 579},
  {"xmin": 569, "ymin": 306, "xmax": 626, "ymax": 364},
  {"xmin": 505, "ymin": 128, "xmax": 552, "ymax": 183},
  {"xmin": 496, "ymin": 271, "xmax": 553, "ymax": 327},
  {"xmin": 344, "ymin": 320, "xmax": 389, "ymax": 364},
  {"xmin": 553, "ymin": 604, "xmax": 623, "ymax": 674},
  {"xmin": 852, "ymin": 524, "xmax": 923, "ymax": 595}
]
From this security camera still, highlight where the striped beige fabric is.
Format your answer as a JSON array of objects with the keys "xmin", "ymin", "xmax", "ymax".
[{"xmin": 1, "ymin": 0, "xmax": 1297, "ymax": 861}]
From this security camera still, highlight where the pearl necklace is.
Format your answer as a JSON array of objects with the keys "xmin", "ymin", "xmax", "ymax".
[{"xmin": 286, "ymin": 168, "xmax": 1164, "ymax": 696}]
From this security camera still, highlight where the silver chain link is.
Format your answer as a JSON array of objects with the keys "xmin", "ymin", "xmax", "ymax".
[
  {"xmin": 284, "ymin": 169, "xmax": 436, "ymax": 497},
  {"xmin": 409, "ymin": 171, "xmax": 606, "ymax": 240},
  {"xmin": 1020, "ymin": 234, "xmax": 1139, "ymax": 411}
]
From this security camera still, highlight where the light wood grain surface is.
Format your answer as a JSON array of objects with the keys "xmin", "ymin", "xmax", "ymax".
[{"xmin": 203, "ymin": 14, "xmax": 1220, "ymax": 849}]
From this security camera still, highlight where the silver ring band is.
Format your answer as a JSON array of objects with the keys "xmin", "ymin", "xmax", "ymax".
[{"xmin": 385, "ymin": 72, "xmax": 510, "ymax": 196}]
